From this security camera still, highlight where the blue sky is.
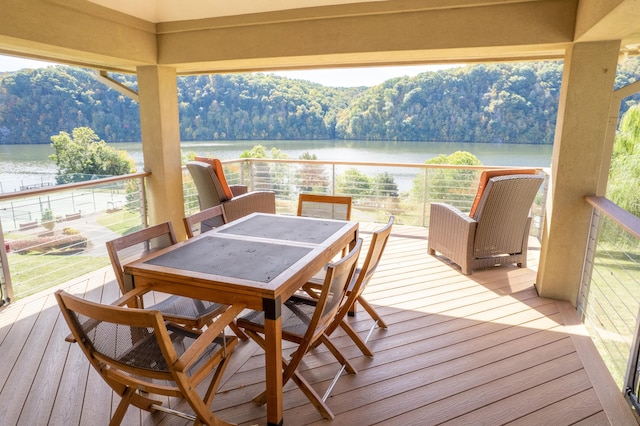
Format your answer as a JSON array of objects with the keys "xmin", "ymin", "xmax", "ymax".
[{"xmin": 0, "ymin": 54, "xmax": 460, "ymax": 87}]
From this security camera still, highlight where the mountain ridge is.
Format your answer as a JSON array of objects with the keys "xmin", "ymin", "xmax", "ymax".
[{"xmin": 1, "ymin": 59, "xmax": 638, "ymax": 145}]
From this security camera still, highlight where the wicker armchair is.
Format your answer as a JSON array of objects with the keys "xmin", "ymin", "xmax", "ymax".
[
  {"xmin": 187, "ymin": 157, "xmax": 276, "ymax": 224},
  {"xmin": 428, "ymin": 173, "xmax": 544, "ymax": 275}
]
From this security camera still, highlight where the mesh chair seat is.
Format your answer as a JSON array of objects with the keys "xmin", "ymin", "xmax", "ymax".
[
  {"xmin": 151, "ymin": 295, "xmax": 225, "ymax": 323},
  {"xmin": 79, "ymin": 309, "xmax": 227, "ymax": 375}
]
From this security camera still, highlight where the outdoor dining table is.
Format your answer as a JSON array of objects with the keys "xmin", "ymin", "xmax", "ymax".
[{"xmin": 123, "ymin": 212, "xmax": 359, "ymax": 425}]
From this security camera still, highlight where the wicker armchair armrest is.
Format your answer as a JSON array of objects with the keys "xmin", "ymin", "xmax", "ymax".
[
  {"xmin": 429, "ymin": 202, "xmax": 475, "ymax": 229},
  {"xmin": 428, "ymin": 202, "xmax": 477, "ymax": 274},
  {"xmin": 222, "ymin": 191, "xmax": 276, "ymax": 222},
  {"xmin": 230, "ymin": 185, "xmax": 248, "ymax": 196}
]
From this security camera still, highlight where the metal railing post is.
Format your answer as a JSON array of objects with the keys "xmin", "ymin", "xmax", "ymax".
[
  {"xmin": 249, "ymin": 160, "xmax": 255, "ymax": 191},
  {"xmin": 140, "ymin": 176, "xmax": 148, "ymax": 227},
  {"xmin": 0, "ymin": 218, "xmax": 14, "ymax": 304},
  {"xmin": 625, "ymin": 305, "xmax": 640, "ymax": 412},
  {"xmin": 422, "ymin": 168, "xmax": 429, "ymax": 228},
  {"xmin": 331, "ymin": 164, "xmax": 336, "ymax": 195},
  {"xmin": 577, "ymin": 207, "xmax": 600, "ymax": 319},
  {"xmin": 537, "ymin": 172, "xmax": 550, "ymax": 241},
  {"xmin": 11, "ymin": 201, "xmax": 16, "ymax": 229}
]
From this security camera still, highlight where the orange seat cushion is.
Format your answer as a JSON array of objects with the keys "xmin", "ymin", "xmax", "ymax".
[
  {"xmin": 469, "ymin": 168, "xmax": 537, "ymax": 217},
  {"xmin": 194, "ymin": 156, "xmax": 234, "ymax": 201}
]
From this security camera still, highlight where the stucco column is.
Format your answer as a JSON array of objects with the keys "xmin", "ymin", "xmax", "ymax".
[
  {"xmin": 536, "ymin": 41, "xmax": 620, "ymax": 303},
  {"xmin": 137, "ymin": 66, "xmax": 186, "ymax": 240}
]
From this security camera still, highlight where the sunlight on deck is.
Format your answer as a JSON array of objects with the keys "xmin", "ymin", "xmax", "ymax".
[{"xmin": 0, "ymin": 223, "xmax": 634, "ymax": 425}]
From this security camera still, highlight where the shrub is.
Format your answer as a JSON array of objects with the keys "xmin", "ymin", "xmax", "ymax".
[
  {"xmin": 11, "ymin": 234, "xmax": 88, "ymax": 255},
  {"xmin": 41, "ymin": 209, "xmax": 55, "ymax": 231}
]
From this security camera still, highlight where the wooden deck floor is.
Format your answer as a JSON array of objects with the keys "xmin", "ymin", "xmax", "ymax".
[{"xmin": 0, "ymin": 224, "xmax": 635, "ymax": 425}]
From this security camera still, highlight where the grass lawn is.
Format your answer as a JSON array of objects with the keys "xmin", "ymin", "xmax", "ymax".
[
  {"xmin": 6, "ymin": 210, "xmax": 143, "ymax": 299},
  {"xmin": 96, "ymin": 209, "xmax": 144, "ymax": 235},
  {"xmin": 9, "ymin": 253, "xmax": 111, "ymax": 299}
]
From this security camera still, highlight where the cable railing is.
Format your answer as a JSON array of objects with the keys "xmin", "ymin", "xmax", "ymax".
[
  {"xmin": 208, "ymin": 158, "xmax": 548, "ymax": 234},
  {"xmin": 1, "ymin": 160, "xmax": 547, "ymax": 302},
  {"xmin": 580, "ymin": 196, "xmax": 640, "ymax": 406},
  {"xmin": 0, "ymin": 172, "xmax": 149, "ymax": 301},
  {"xmin": 3, "ymin": 158, "xmax": 639, "ymax": 411}
]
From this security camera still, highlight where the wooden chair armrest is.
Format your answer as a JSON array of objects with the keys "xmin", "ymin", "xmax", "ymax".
[
  {"xmin": 174, "ymin": 304, "xmax": 246, "ymax": 371},
  {"xmin": 112, "ymin": 287, "xmax": 150, "ymax": 307},
  {"xmin": 301, "ymin": 281, "xmax": 323, "ymax": 299},
  {"xmin": 64, "ymin": 287, "xmax": 151, "ymax": 343}
]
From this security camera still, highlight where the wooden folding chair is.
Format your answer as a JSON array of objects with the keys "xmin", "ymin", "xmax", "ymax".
[
  {"xmin": 305, "ymin": 216, "xmax": 394, "ymax": 357},
  {"xmin": 56, "ymin": 289, "xmax": 244, "ymax": 426},
  {"xmin": 298, "ymin": 193, "xmax": 353, "ymax": 255},
  {"xmin": 297, "ymin": 193, "xmax": 352, "ymax": 220},
  {"xmin": 105, "ymin": 222, "xmax": 228, "ymax": 330},
  {"xmin": 183, "ymin": 205, "xmax": 227, "ymax": 238},
  {"xmin": 236, "ymin": 238, "xmax": 363, "ymax": 420}
]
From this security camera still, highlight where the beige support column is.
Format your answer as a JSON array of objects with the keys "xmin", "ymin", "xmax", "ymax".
[
  {"xmin": 536, "ymin": 41, "xmax": 620, "ymax": 304},
  {"xmin": 137, "ymin": 66, "xmax": 186, "ymax": 240}
]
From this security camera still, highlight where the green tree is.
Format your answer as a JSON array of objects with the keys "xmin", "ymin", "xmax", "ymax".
[
  {"xmin": 608, "ymin": 104, "xmax": 640, "ymax": 218},
  {"xmin": 297, "ymin": 151, "xmax": 330, "ymax": 193},
  {"xmin": 373, "ymin": 172, "xmax": 399, "ymax": 198},
  {"xmin": 411, "ymin": 151, "xmax": 482, "ymax": 210},
  {"xmin": 337, "ymin": 168, "xmax": 373, "ymax": 199},
  {"xmin": 124, "ymin": 180, "xmax": 142, "ymax": 213},
  {"xmin": 3, "ymin": 59, "xmax": 640, "ymax": 144},
  {"xmin": 50, "ymin": 127, "xmax": 135, "ymax": 183},
  {"xmin": 240, "ymin": 144, "xmax": 268, "ymax": 159},
  {"xmin": 372, "ymin": 172, "xmax": 399, "ymax": 209},
  {"xmin": 269, "ymin": 147, "xmax": 292, "ymax": 197},
  {"xmin": 240, "ymin": 144, "xmax": 291, "ymax": 196}
]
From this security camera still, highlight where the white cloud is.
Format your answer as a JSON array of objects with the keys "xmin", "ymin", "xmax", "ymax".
[{"xmin": 0, "ymin": 55, "xmax": 55, "ymax": 72}]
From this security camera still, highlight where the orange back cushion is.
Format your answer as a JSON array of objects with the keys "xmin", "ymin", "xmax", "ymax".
[
  {"xmin": 469, "ymin": 169, "xmax": 537, "ymax": 217},
  {"xmin": 194, "ymin": 156, "xmax": 234, "ymax": 201}
]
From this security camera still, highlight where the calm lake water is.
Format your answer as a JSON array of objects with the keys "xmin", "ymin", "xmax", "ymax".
[{"xmin": 0, "ymin": 140, "xmax": 553, "ymax": 193}]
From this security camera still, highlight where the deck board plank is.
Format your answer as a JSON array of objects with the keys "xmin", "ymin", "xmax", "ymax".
[{"xmin": 0, "ymin": 224, "xmax": 634, "ymax": 425}]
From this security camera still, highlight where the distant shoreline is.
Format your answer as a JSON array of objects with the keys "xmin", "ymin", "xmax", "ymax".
[{"xmin": 0, "ymin": 139, "xmax": 554, "ymax": 146}]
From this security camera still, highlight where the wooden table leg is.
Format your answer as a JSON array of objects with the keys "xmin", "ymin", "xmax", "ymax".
[{"xmin": 263, "ymin": 297, "xmax": 283, "ymax": 426}]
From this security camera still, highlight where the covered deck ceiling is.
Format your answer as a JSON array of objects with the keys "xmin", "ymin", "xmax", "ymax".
[{"xmin": 0, "ymin": 0, "xmax": 639, "ymax": 74}]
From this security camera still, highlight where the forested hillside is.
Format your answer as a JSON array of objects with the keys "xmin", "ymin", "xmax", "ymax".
[{"xmin": 1, "ymin": 59, "xmax": 639, "ymax": 145}]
